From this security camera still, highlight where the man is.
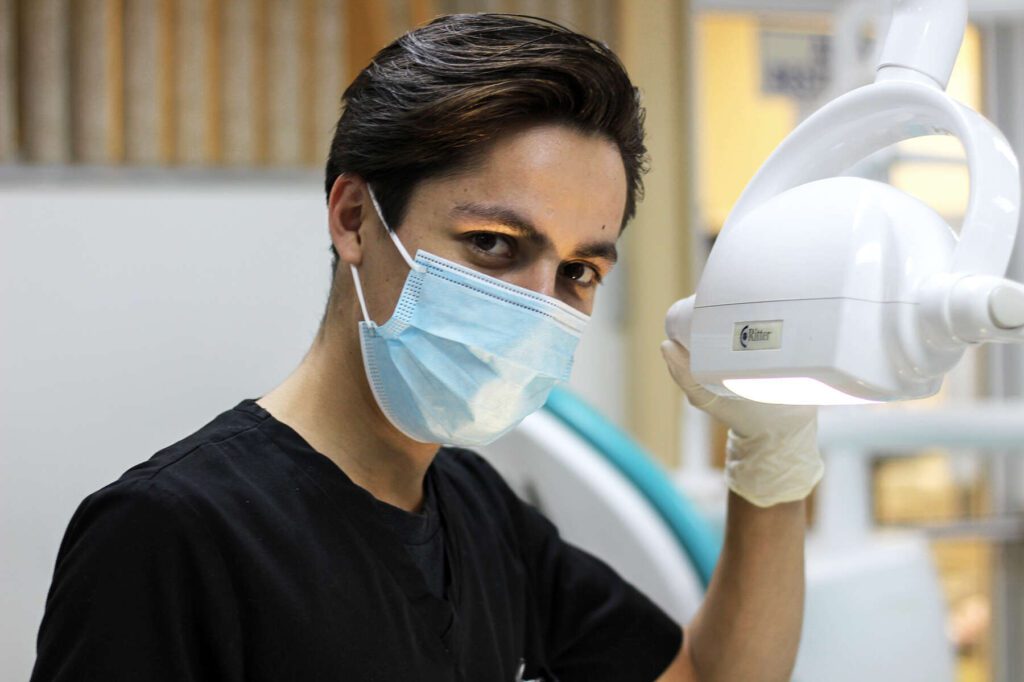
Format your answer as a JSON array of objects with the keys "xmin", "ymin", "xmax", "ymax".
[{"xmin": 32, "ymin": 14, "xmax": 822, "ymax": 682}]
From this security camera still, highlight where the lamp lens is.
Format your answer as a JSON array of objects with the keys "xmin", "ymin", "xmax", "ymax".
[{"xmin": 722, "ymin": 377, "xmax": 879, "ymax": 405}]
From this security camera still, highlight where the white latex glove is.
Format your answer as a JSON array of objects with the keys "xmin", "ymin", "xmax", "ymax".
[{"xmin": 660, "ymin": 339, "xmax": 823, "ymax": 508}]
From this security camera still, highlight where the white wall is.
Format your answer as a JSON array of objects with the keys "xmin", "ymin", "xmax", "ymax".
[{"xmin": 0, "ymin": 170, "xmax": 626, "ymax": 681}]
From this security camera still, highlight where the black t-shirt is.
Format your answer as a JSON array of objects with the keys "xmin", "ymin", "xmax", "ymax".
[
  {"xmin": 31, "ymin": 398, "xmax": 682, "ymax": 681},
  {"xmin": 372, "ymin": 466, "xmax": 448, "ymax": 600}
]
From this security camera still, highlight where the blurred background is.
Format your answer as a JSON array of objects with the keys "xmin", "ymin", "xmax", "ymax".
[{"xmin": 2, "ymin": 1, "xmax": 1024, "ymax": 681}]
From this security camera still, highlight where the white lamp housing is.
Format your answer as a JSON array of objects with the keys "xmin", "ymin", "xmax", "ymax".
[{"xmin": 665, "ymin": 0, "xmax": 1023, "ymax": 405}]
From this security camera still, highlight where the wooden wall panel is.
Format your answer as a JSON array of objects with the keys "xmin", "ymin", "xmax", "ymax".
[
  {"xmin": 389, "ymin": 0, "xmax": 410, "ymax": 31},
  {"xmin": 267, "ymin": 0, "xmax": 302, "ymax": 165},
  {"xmin": 548, "ymin": 0, "xmax": 580, "ymax": 30},
  {"xmin": 252, "ymin": 0, "xmax": 269, "ymax": 162},
  {"xmin": 205, "ymin": 0, "xmax": 223, "ymax": 163},
  {"xmin": 617, "ymin": 0, "xmax": 693, "ymax": 467},
  {"xmin": 17, "ymin": 0, "xmax": 70, "ymax": 163},
  {"xmin": 343, "ymin": 0, "xmax": 393, "ymax": 85},
  {"xmin": 222, "ymin": 0, "xmax": 256, "ymax": 164},
  {"xmin": 176, "ymin": 0, "xmax": 207, "ymax": 163},
  {"xmin": 409, "ymin": 0, "xmax": 439, "ymax": 27},
  {"xmin": 177, "ymin": 0, "xmax": 225, "ymax": 164},
  {"xmin": 309, "ymin": 0, "xmax": 346, "ymax": 168},
  {"xmin": 3, "ymin": 0, "xmax": 624, "ymax": 167},
  {"xmin": 475, "ymin": 0, "xmax": 505, "ymax": 13},
  {"xmin": 69, "ymin": 0, "xmax": 103, "ymax": 162},
  {"xmin": 107, "ymin": 0, "xmax": 126, "ymax": 162},
  {"xmin": 589, "ymin": 0, "xmax": 616, "ymax": 46},
  {"xmin": 157, "ymin": 0, "xmax": 176, "ymax": 162},
  {"xmin": 508, "ymin": 0, "xmax": 544, "ymax": 18},
  {"xmin": 0, "ymin": 0, "xmax": 17, "ymax": 161},
  {"xmin": 124, "ymin": 0, "xmax": 164, "ymax": 163},
  {"xmin": 299, "ymin": 0, "xmax": 317, "ymax": 165}
]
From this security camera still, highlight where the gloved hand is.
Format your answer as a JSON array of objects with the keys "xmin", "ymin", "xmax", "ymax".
[{"xmin": 660, "ymin": 339, "xmax": 823, "ymax": 508}]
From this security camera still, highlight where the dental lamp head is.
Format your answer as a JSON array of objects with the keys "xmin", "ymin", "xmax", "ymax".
[{"xmin": 665, "ymin": 0, "xmax": 1023, "ymax": 406}]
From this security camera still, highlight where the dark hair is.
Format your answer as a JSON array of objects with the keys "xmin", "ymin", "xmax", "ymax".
[{"xmin": 324, "ymin": 12, "xmax": 647, "ymax": 272}]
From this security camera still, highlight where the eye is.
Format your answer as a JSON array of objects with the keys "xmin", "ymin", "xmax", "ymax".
[
  {"xmin": 466, "ymin": 232, "xmax": 514, "ymax": 259},
  {"xmin": 561, "ymin": 261, "xmax": 601, "ymax": 288}
]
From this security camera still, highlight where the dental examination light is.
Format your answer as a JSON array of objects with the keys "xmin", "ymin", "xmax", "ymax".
[{"xmin": 665, "ymin": 0, "xmax": 1024, "ymax": 405}]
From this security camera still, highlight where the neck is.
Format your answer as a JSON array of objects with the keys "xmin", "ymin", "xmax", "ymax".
[{"xmin": 256, "ymin": 310, "xmax": 439, "ymax": 513}]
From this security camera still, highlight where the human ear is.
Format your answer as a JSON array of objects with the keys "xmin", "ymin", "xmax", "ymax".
[{"xmin": 328, "ymin": 174, "xmax": 372, "ymax": 267}]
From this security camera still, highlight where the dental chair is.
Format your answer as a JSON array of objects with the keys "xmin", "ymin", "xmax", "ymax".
[
  {"xmin": 479, "ymin": 387, "xmax": 715, "ymax": 626},
  {"xmin": 478, "ymin": 388, "xmax": 956, "ymax": 682}
]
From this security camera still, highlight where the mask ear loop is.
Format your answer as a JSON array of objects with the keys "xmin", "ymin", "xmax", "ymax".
[
  {"xmin": 366, "ymin": 187, "xmax": 423, "ymax": 272},
  {"xmin": 350, "ymin": 262, "xmax": 373, "ymax": 325},
  {"xmin": 350, "ymin": 185, "xmax": 426, "ymax": 325}
]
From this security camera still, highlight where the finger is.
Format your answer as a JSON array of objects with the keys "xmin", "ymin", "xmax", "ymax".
[{"xmin": 659, "ymin": 340, "xmax": 719, "ymax": 410}]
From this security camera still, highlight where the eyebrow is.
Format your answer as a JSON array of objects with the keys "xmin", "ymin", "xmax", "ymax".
[{"xmin": 452, "ymin": 202, "xmax": 619, "ymax": 264}]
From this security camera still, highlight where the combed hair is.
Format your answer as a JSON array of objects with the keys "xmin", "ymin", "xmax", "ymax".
[{"xmin": 324, "ymin": 12, "xmax": 648, "ymax": 271}]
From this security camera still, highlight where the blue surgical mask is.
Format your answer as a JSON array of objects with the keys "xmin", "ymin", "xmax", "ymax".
[{"xmin": 349, "ymin": 188, "xmax": 590, "ymax": 446}]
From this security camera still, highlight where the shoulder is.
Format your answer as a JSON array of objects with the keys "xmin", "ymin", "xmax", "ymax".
[
  {"xmin": 64, "ymin": 401, "xmax": 274, "ymax": 557},
  {"xmin": 76, "ymin": 477, "xmax": 183, "ymax": 526},
  {"xmin": 38, "ymin": 479, "xmax": 242, "ymax": 681},
  {"xmin": 58, "ymin": 405, "xmax": 266, "ymax": 576},
  {"xmin": 58, "ymin": 476, "xmax": 210, "ymax": 576},
  {"xmin": 113, "ymin": 400, "xmax": 270, "ymax": 505}
]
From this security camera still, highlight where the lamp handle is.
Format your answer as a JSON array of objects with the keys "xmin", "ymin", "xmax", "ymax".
[
  {"xmin": 876, "ymin": 0, "xmax": 967, "ymax": 89},
  {"xmin": 725, "ymin": 80, "xmax": 1020, "ymax": 278}
]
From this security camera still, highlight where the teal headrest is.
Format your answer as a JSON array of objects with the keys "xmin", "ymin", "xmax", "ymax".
[{"xmin": 543, "ymin": 387, "xmax": 721, "ymax": 587}]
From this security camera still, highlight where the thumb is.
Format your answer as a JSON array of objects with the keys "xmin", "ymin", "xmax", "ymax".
[{"xmin": 660, "ymin": 340, "xmax": 719, "ymax": 410}]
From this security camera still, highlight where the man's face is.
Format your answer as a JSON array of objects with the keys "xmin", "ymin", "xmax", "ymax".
[{"xmin": 353, "ymin": 123, "xmax": 627, "ymax": 322}]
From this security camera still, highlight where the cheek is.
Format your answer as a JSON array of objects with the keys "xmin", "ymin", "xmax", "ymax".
[
  {"xmin": 358, "ymin": 236, "xmax": 414, "ymax": 323},
  {"xmin": 579, "ymin": 292, "xmax": 598, "ymax": 317},
  {"xmin": 556, "ymin": 282, "xmax": 597, "ymax": 316}
]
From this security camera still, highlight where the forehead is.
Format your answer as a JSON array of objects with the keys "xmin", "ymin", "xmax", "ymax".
[{"xmin": 412, "ymin": 124, "xmax": 628, "ymax": 241}]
